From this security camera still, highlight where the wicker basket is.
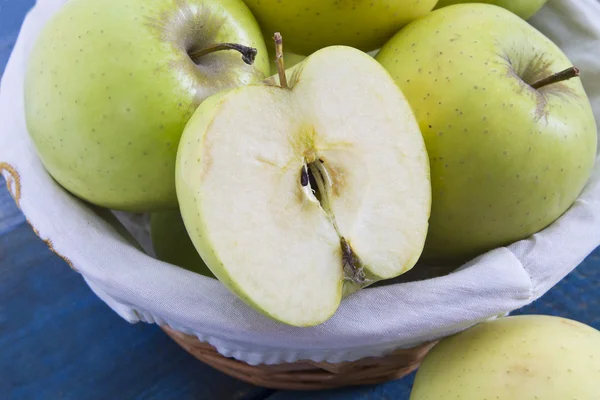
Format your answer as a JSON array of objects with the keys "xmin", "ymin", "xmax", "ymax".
[{"xmin": 162, "ymin": 325, "xmax": 437, "ymax": 390}]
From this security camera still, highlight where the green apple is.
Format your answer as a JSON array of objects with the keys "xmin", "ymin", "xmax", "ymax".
[
  {"xmin": 175, "ymin": 40, "xmax": 431, "ymax": 326},
  {"xmin": 25, "ymin": 0, "xmax": 270, "ymax": 212},
  {"xmin": 242, "ymin": 0, "xmax": 438, "ymax": 55},
  {"xmin": 150, "ymin": 210, "xmax": 215, "ymax": 278},
  {"xmin": 410, "ymin": 315, "xmax": 600, "ymax": 400},
  {"xmin": 435, "ymin": 0, "xmax": 547, "ymax": 19},
  {"xmin": 376, "ymin": 4, "xmax": 597, "ymax": 264}
]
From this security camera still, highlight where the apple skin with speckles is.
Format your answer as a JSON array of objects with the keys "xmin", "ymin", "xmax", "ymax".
[
  {"xmin": 242, "ymin": 0, "xmax": 438, "ymax": 55},
  {"xmin": 376, "ymin": 4, "xmax": 597, "ymax": 264},
  {"xmin": 24, "ymin": 0, "xmax": 269, "ymax": 212},
  {"xmin": 410, "ymin": 315, "xmax": 600, "ymax": 400},
  {"xmin": 435, "ymin": 0, "xmax": 547, "ymax": 20}
]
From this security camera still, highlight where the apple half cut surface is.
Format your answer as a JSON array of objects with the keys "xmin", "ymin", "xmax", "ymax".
[{"xmin": 176, "ymin": 44, "xmax": 431, "ymax": 326}]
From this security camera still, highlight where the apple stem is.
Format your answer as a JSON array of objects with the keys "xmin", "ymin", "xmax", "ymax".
[
  {"xmin": 188, "ymin": 43, "xmax": 257, "ymax": 65},
  {"xmin": 530, "ymin": 66, "xmax": 580, "ymax": 90},
  {"xmin": 273, "ymin": 32, "xmax": 288, "ymax": 89}
]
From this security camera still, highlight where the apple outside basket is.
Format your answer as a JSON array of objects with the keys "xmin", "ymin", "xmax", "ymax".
[{"xmin": 2, "ymin": 0, "xmax": 600, "ymax": 391}]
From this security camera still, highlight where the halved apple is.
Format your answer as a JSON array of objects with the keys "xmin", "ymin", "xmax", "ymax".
[{"xmin": 176, "ymin": 41, "xmax": 431, "ymax": 326}]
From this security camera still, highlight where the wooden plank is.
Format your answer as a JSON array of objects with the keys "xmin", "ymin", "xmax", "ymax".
[
  {"xmin": 0, "ymin": 0, "xmax": 36, "ymax": 77},
  {"xmin": 0, "ymin": 179, "xmax": 23, "ymax": 235}
]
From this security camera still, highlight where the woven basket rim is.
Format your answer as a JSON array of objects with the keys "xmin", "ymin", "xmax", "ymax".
[{"xmin": 161, "ymin": 325, "xmax": 438, "ymax": 390}]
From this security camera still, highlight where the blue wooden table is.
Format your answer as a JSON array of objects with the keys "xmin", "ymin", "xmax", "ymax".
[{"xmin": 1, "ymin": 2, "xmax": 599, "ymax": 399}]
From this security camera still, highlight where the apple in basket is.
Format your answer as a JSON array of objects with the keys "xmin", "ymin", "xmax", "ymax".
[
  {"xmin": 434, "ymin": 0, "xmax": 548, "ymax": 19},
  {"xmin": 410, "ymin": 315, "xmax": 600, "ymax": 399},
  {"xmin": 376, "ymin": 4, "xmax": 597, "ymax": 265},
  {"xmin": 242, "ymin": 0, "xmax": 439, "ymax": 54},
  {"xmin": 24, "ymin": 0, "xmax": 270, "ymax": 212},
  {"xmin": 150, "ymin": 210, "xmax": 215, "ymax": 278},
  {"xmin": 175, "ymin": 35, "xmax": 432, "ymax": 327}
]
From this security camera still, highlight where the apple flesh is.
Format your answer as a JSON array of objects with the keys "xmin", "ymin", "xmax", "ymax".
[
  {"xmin": 376, "ymin": 4, "xmax": 597, "ymax": 264},
  {"xmin": 176, "ymin": 45, "xmax": 431, "ymax": 326},
  {"xmin": 25, "ymin": 0, "xmax": 269, "ymax": 212},
  {"xmin": 410, "ymin": 315, "xmax": 600, "ymax": 400},
  {"xmin": 435, "ymin": 0, "xmax": 548, "ymax": 19},
  {"xmin": 150, "ymin": 210, "xmax": 215, "ymax": 278},
  {"xmin": 242, "ymin": 0, "xmax": 438, "ymax": 54}
]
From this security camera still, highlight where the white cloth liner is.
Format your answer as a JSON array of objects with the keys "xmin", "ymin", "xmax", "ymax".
[{"xmin": 1, "ymin": 0, "xmax": 599, "ymax": 365}]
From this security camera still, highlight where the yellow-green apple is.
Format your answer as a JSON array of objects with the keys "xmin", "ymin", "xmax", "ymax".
[
  {"xmin": 376, "ymin": 4, "xmax": 597, "ymax": 264},
  {"xmin": 410, "ymin": 315, "xmax": 600, "ymax": 400},
  {"xmin": 25, "ymin": 0, "xmax": 270, "ymax": 212},
  {"xmin": 151, "ymin": 210, "xmax": 215, "ymax": 278},
  {"xmin": 435, "ymin": 0, "xmax": 547, "ymax": 19},
  {"xmin": 242, "ymin": 0, "xmax": 438, "ymax": 54},
  {"xmin": 175, "ymin": 37, "xmax": 431, "ymax": 326}
]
